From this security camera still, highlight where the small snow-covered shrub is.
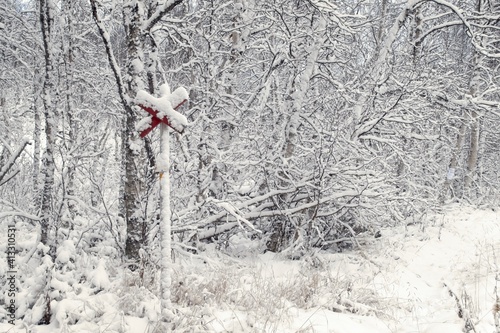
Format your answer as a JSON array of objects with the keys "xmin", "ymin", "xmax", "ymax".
[
  {"xmin": 118, "ymin": 281, "xmax": 161, "ymax": 320},
  {"xmin": 89, "ymin": 259, "xmax": 110, "ymax": 291}
]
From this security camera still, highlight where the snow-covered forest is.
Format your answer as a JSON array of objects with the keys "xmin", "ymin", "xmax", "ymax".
[{"xmin": 1, "ymin": 0, "xmax": 500, "ymax": 331}]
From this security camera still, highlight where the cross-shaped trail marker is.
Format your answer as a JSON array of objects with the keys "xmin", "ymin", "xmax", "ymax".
[
  {"xmin": 136, "ymin": 83, "xmax": 188, "ymax": 137},
  {"xmin": 138, "ymin": 101, "xmax": 186, "ymax": 137},
  {"xmin": 135, "ymin": 82, "xmax": 189, "ymax": 324}
]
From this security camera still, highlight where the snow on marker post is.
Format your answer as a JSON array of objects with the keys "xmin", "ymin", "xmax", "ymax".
[
  {"xmin": 136, "ymin": 83, "xmax": 188, "ymax": 137},
  {"xmin": 135, "ymin": 83, "xmax": 188, "ymax": 324}
]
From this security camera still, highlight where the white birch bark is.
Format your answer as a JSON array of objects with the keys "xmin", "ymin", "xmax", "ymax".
[
  {"xmin": 284, "ymin": 15, "xmax": 326, "ymax": 159},
  {"xmin": 464, "ymin": 109, "xmax": 480, "ymax": 193},
  {"xmin": 352, "ymin": 0, "xmax": 422, "ymax": 139},
  {"xmin": 39, "ymin": 0, "xmax": 56, "ymax": 254},
  {"xmin": 268, "ymin": 12, "xmax": 326, "ymax": 252},
  {"xmin": 33, "ymin": 87, "xmax": 41, "ymax": 192},
  {"xmin": 441, "ymin": 0, "xmax": 486, "ymax": 201},
  {"xmin": 62, "ymin": 0, "xmax": 78, "ymax": 222},
  {"xmin": 441, "ymin": 120, "xmax": 466, "ymax": 202},
  {"xmin": 38, "ymin": 0, "xmax": 58, "ymax": 324},
  {"xmin": 463, "ymin": 0, "xmax": 486, "ymax": 196}
]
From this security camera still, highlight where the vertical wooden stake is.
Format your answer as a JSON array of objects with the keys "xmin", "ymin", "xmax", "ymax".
[{"xmin": 159, "ymin": 123, "xmax": 173, "ymax": 326}]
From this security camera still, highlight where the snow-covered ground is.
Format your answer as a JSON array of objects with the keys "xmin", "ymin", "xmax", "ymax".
[
  {"xmin": 375, "ymin": 205, "xmax": 500, "ymax": 333},
  {"xmin": 201, "ymin": 204, "xmax": 500, "ymax": 333},
  {"xmin": 3, "ymin": 204, "xmax": 500, "ymax": 332}
]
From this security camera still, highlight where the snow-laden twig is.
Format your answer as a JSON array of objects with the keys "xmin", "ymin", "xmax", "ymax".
[
  {"xmin": 0, "ymin": 137, "xmax": 31, "ymax": 185},
  {"xmin": 142, "ymin": 0, "xmax": 186, "ymax": 32},
  {"xmin": 0, "ymin": 199, "xmax": 40, "ymax": 221},
  {"xmin": 0, "ymin": 210, "xmax": 40, "ymax": 221}
]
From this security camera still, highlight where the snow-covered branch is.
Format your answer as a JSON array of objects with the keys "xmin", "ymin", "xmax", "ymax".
[
  {"xmin": 0, "ymin": 137, "xmax": 30, "ymax": 186},
  {"xmin": 415, "ymin": 20, "xmax": 462, "ymax": 44},
  {"xmin": 89, "ymin": 0, "xmax": 129, "ymax": 108},
  {"xmin": 142, "ymin": 0, "xmax": 185, "ymax": 32},
  {"xmin": 0, "ymin": 199, "xmax": 39, "ymax": 221},
  {"xmin": 0, "ymin": 211, "xmax": 40, "ymax": 221}
]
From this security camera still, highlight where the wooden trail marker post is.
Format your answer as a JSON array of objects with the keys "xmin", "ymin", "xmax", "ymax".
[{"xmin": 135, "ymin": 83, "xmax": 188, "ymax": 323}]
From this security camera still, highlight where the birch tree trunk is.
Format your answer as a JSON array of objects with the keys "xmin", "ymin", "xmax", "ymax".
[
  {"xmin": 123, "ymin": 0, "xmax": 147, "ymax": 265},
  {"xmin": 39, "ymin": 0, "xmax": 56, "ymax": 256},
  {"xmin": 463, "ymin": 0, "xmax": 485, "ymax": 197},
  {"xmin": 32, "ymin": 86, "xmax": 41, "ymax": 193},
  {"xmin": 283, "ymin": 15, "xmax": 326, "ymax": 160},
  {"xmin": 441, "ymin": 120, "xmax": 467, "ymax": 202},
  {"xmin": 90, "ymin": 0, "xmax": 142, "ymax": 264},
  {"xmin": 61, "ymin": 0, "xmax": 78, "ymax": 223},
  {"xmin": 441, "ymin": 0, "xmax": 486, "ymax": 201},
  {"xmin": 351, "ymin": 0, "xmax": 421, "ymax": 139},
  {"xmin": 38, "ymin": 0, "xmax": 57, "ymax": 324},
  {"xmin": 464, "ymin": 110, "xmax": 480, "ymax": 194},
  {"xmin": 267, "ymin": 12, "xmax": 326, "ymax": 252}
]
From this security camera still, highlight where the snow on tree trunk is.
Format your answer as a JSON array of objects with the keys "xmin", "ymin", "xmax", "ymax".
[
  {"xmin": 38, "ymin": 0, "xmax": 58, "ymax": 324},
  {"xmin": 283, "ymin": 15, "xmax": 326, "ymax": 159},
  {"xmin": 267, "ymin": 12, "xmax": 326, "ymax": 253},
  {"xmin": 463, "ymin": 6, "xmax": 484, "ymax": 197},
  {"xmin": 123, "ymin": 0, "xmax": 148, "ymax": 264},
  {"xmin": 39, "ymin": 0, "xmax": 56, "ymax": 257},
  {"xmin": 441, "ymin": 120, "xmax": 467, "ymax": 202},
  {"xmin": 61, "ymin": 0, "xmax": 78, "ymax": 223},
  {"xmin": 32, "ymin": 87, "xmax": 41, "ymax": 192},
  {"xmin": 464, "ymin": 109, "xmax": 480, "ymax": 194},
  {"xmin": 352, "ymin": 0, "xmax": 421, "ymax": 138}
]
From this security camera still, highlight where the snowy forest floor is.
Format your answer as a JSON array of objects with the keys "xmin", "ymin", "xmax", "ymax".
[{"xmin": 3, "ymin": 204, "xmax": 500, "ymax": 332}]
